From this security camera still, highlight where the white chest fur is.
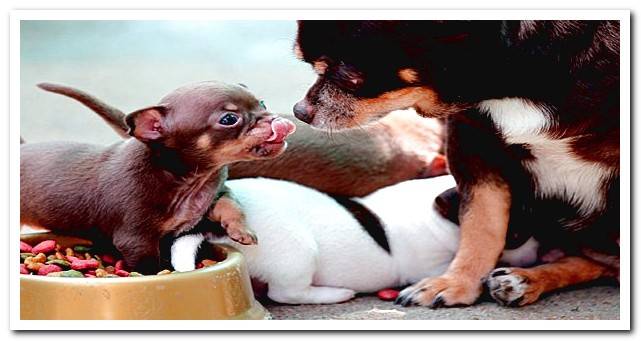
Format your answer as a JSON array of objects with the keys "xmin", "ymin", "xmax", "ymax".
[{"xmin": 479, "ymin": 98, "xmax": 614, "ymax": 217}]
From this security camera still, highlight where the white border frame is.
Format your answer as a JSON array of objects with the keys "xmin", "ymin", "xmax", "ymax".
[{"xmin": 9, "ymin": 9, "xmax": 631, "ymax": 331}]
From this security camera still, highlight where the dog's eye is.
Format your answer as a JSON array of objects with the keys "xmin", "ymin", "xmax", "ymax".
[
  {"xmin": 219, "ymin": 113, "xmax": 239, "ymax": 126},
  {"xmin": 259, "ymin": 100, "xmax": 267, "ymax": 110}
]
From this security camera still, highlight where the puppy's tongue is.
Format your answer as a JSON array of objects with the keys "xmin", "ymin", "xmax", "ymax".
[{"xmin": 266, "ymin": 117, "xmax": 296, "ymax": 143}]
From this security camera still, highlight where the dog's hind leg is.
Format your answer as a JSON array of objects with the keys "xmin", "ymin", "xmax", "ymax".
[
  {"xmin": 268, "ymin": 285, "xmax": 356, "ymax": 305},
  {"xmin": 486, "ymin": 256, "xmax": 616, "ymax": 307}
]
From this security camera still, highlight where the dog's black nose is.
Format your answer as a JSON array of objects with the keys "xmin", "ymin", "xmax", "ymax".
[{"xmin": 293, "ymin": 101, "xmax": 314, "ymax": 124}]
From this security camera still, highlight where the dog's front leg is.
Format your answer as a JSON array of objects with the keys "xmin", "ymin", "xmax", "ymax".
[
  {"xmin": 486, "ymin": 256, "xmax": 617, "ymax": 306},
  {"xmin": 396, "ymin": 182, "xmax": 511, "ymax": 308},
  {"xmin": 207, "ymin": 186, "xmax": 257, "ymax": 245}
]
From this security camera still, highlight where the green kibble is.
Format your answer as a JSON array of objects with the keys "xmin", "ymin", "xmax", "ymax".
[
  {"xmin": 73, "ymin": 245, "xmax": 92, "ymax": 253},
  {"xmin": 47, "ymin": 270, "xmax": 83, "ymax": 278},
  {"xmin": 129, "ymin": 272, "xmax": 144, "ymax": 277},
  {"xmin": 47, "ymin": 255, "xmax": 57, "ymax": 261},
  {"xmin": 105, "ymin": 274, "xmax": 119, "ymax": 278},
  {"xmin": 46, "ymin": 259, "xmax": 71, "ymax": 269},
  {"xmin": 20, "ymin": 253, "xmax": 35, "ymax": 262}
]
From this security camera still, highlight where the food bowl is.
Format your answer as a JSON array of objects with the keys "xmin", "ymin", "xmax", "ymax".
[{"xmin": 20, "ymin": 232, "xmax": 269, "ymax": 320}]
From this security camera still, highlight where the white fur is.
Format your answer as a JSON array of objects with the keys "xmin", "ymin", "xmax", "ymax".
[
  {"xmin": 480, "ymin": 98, "xmax": 615, "ymax": 217},
  {"xmin": 171, "ymin": 234, "xmax": 205, "ymax": 272},
  {"xmin": 171, "ymin": 176, "xmax": 460, "ymax": 304},
  {"xmin": 499, "ymin": 237, "xmax": 539, "ymax": 267}
]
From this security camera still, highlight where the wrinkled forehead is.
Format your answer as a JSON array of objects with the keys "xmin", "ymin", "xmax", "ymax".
[{"xmin": 160, "ymin": 82, "xmax": 260, "ymax": 113}]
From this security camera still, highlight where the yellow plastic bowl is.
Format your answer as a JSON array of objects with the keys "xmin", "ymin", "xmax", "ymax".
[{"xmin": 20, "ymin": 233, "xmax": 269, "ymax": 320}]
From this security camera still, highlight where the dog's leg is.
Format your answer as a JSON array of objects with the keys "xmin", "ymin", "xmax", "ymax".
[
  {"xmin": 208, "ymin": 187, "xmax": 257, "ymax": 245},
  {"xmin": 268, "ymin": 285, "xmax": 356, "ymax": 305},
  {"xmin": 486, "ymin": 256, "xmax": 616, "ymax": 307},
  {"xmin": 171, "ymin": 233, "xmax": 206, "ymax": 272},
  {"xmin": 396, "ymin": 182, "xmax": 510, "ymax": 307}
]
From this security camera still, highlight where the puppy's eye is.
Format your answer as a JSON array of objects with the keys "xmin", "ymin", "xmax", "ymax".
[
  {"xmin": 259, "ymin": 100, "xmax": 267, "ymax": 110},
  {"xmin": 219, "ymin": 113, "xmax": 239, "ymax": 126}
]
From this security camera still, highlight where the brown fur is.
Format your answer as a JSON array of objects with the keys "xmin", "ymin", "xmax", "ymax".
[
  {"xmin": 228, "ymin": 111, "xmax": 447, "ymax": 196},
  {"xmin": 21, "ymin": 81, "xmax": 293, "ymax": 272},
  {"xmin": 37, "ymin": 84, "xmax": 448, "ymax": 197}
]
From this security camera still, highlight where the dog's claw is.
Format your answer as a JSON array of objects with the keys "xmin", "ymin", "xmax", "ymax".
[
  {"xmin": 429, "ymin": 294, "xmax": 445, "ymax": 309},
  {"xmin": 394, "ymin": 290, "xmax": 414, "ymax": 307}
]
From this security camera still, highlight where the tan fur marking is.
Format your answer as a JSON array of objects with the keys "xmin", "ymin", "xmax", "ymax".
[
  {"xmin": 313, "ymin": 61, "xmax": 328, "ymax": 75},
  {"xmin": 223, "ymin": 103, "xmax": 238, "ymax": 111},
  {"xmin": 497, "ymin": 257, "xmax": 614, "ymax": 306},
  {"xmin": 398, "ymin": 68, "xmax": 419, "ymax": 83},
  {"xmin": 353, "ymin": 87, "xmax": 445, "ymax": 121},
  {"xmin": 451, "ymin": 183, "xmax": 512, "ymax": 278},
  {"xmin": 196, "ymin": 134, "xmax": 211, "ymax": 150},
  {"xmin": 209, "ymin": 195, "xmax": 256, "ymax": 245}
]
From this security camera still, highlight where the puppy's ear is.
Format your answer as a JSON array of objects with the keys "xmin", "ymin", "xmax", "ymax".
[{"xmin": 125, "ymin": 106, "xmax": 166, "ymax": 142}]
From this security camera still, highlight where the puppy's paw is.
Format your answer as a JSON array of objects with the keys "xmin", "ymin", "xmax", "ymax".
[
  {"xmin": 395, "ymin": 275, "xmax": 482, "ymax": 308},
  {"xmin": 222, "ymin": 220, "xmax": 258, "ymax": 245},
  {"xmin": 485, "ymin": 267, "xmax": 542, "ymax": 307}
]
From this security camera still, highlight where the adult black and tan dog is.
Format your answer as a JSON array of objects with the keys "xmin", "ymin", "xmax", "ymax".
[{"xmin": 293, "ymin": 20, "xmax": 620, "ymax": 307}]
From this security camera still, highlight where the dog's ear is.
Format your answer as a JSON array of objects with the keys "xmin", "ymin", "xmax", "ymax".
[{"xmin": 125, "ymin": 106, "xmax": 167, "ymax": 142}]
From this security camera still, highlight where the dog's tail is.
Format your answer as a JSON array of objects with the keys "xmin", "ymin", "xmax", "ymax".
[{"xmin": 37, "ymin": 82, "xmax": 130, "ymax": 139}]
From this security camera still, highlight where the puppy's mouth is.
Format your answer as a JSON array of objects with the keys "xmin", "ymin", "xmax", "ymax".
[{"xmin": 250, "ymin": 117, "xmax": 296, "ymax": 158}]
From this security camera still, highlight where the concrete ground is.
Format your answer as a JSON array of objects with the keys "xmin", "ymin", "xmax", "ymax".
[{"xmin": 261, "ymin": 284, "xmax": 620, "ymax": 320}]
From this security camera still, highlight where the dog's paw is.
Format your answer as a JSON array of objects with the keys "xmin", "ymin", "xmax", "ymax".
[
  {"xmin": 394, "ymin": 275, "xmax": 482, "ymax": 308},
  {"xmin": 485, "ymin": 267, "xmax": 541, "ymax": 307},
  {"xmin": 222, "ymin": 221, "xmax": 258, "ymax": 245}
]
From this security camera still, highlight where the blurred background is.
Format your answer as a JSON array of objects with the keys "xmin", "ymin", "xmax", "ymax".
[{"xmin": 20, "ymin": 20, "xmax": 315, "ymax": 145}]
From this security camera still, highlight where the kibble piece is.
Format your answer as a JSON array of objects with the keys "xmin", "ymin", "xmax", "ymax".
[
  {"xmin": 20, "ymin": 241, "xmax": 33, "ymax": 253},
  {"xmin": 157, "ymin": 270, "xmax": 171, "ymax": 276},
  {"xmin": 20, "ymin": 253, "xmax": 35, "ymax": 262},
  {"xmin": 47, "ymin": 270, "xmax": 84, "ymax": 278},
  {"xmin": 70, "ymin": 259, "xmax": 100, "ymax": 271},
  {"xmin": 32, "ymin": 240, "xmax": 56, "ymax": 254},
  {"xmin": 129, "ymin": 272, "xmax": 144, "ymax": 277},
  {"xmin": 201, "ymin": 259, "xmax": 218, "ymax": 267},
  {"xmin": 73, "ymin": 245, "xmax": 92, "ymax": 253},
  {"xmin": 20, "ymin": 264, "xmax": 29, "ymax": 274},
  {"xmin": 37, "ymin": 264, "xmax": 62, "ymax": 276},
  {"xmin": 46, "ymin": 259, "xmax": 71, "ymax": 269}
]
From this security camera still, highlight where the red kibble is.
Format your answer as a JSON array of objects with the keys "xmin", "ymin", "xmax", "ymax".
[
  {"xmin": 37, "ymin": 264, "xmax": 62, "ymax": 276},
  {"xmin": 70, "ymin": 259, "xmax": 99, "ymax": 271},
  {"xmin": 20, "ymin": 241, "xmax": 33, "ymax": 253},
  {"xmin": 196, "ymin": 262, "xmax": 204, "ymax": 269},
  {"xmin": 86, "ymin": 270, "xmax": 97, "ymax": 276},
  {"xmin": 114, "ymin": 260, "xmax": 124, "ymax": 271},
  {"xmin": 100, "ymin": 254, "xmax": 115, "ymax": 265},
  {"xmin": 66, "ymin": 256, "xmax": 80, "ymax": 262},
  {"xmin": 377, "ymin": 289, "xmax": 400, "ymax": 301},
  {"xmin": 32, "ymin": 240, "xmax": 56, "ymax": 254},
  {"xmin": 20, "ymin": 264, "xmax": 29, "ymax": 274},
  {"xmin": 115, "ymin": 269, "xmax": 129, "ymax": 277}
]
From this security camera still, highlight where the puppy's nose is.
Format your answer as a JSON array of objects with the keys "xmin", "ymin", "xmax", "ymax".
[{"xmin": 293, "ymin": 101, "xmax": 315, "ymax": 124}]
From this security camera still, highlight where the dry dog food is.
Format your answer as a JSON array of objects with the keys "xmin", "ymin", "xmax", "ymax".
[{"xmin": 19, "ymin": 239, "xmax": 218, "ymax": 277}]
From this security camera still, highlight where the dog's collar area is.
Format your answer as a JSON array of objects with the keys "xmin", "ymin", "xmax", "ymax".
[{"xmin": 330, "ymin": 195, "xmax": 391, "ymax": 254}]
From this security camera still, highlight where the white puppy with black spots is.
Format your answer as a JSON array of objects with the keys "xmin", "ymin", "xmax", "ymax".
[{"xmin": 171, "ymin": 176, "xmax": 538, "ymax": 304}]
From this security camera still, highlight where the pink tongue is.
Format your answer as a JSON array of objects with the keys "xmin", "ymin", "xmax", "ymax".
[{"xmin": 267, "ymin": 118, "xmax": 296, "ymax": 142}]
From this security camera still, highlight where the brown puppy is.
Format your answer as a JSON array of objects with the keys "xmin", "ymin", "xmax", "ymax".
[
  {"xmin": 36, "ymin": 84, "xmax": 447, "ymax": 197},
  {"xmin": 294, "ymin": 20, "xmax": 619, "ymax": 307},
  {"xmin": 21, "ymin": 81, "xmax": 295, "ymax": 273}
]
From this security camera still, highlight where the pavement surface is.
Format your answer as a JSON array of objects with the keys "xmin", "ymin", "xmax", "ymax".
[{"xmin": 262, "ymin": 284, "xmax": 620, "ymax": 320}]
